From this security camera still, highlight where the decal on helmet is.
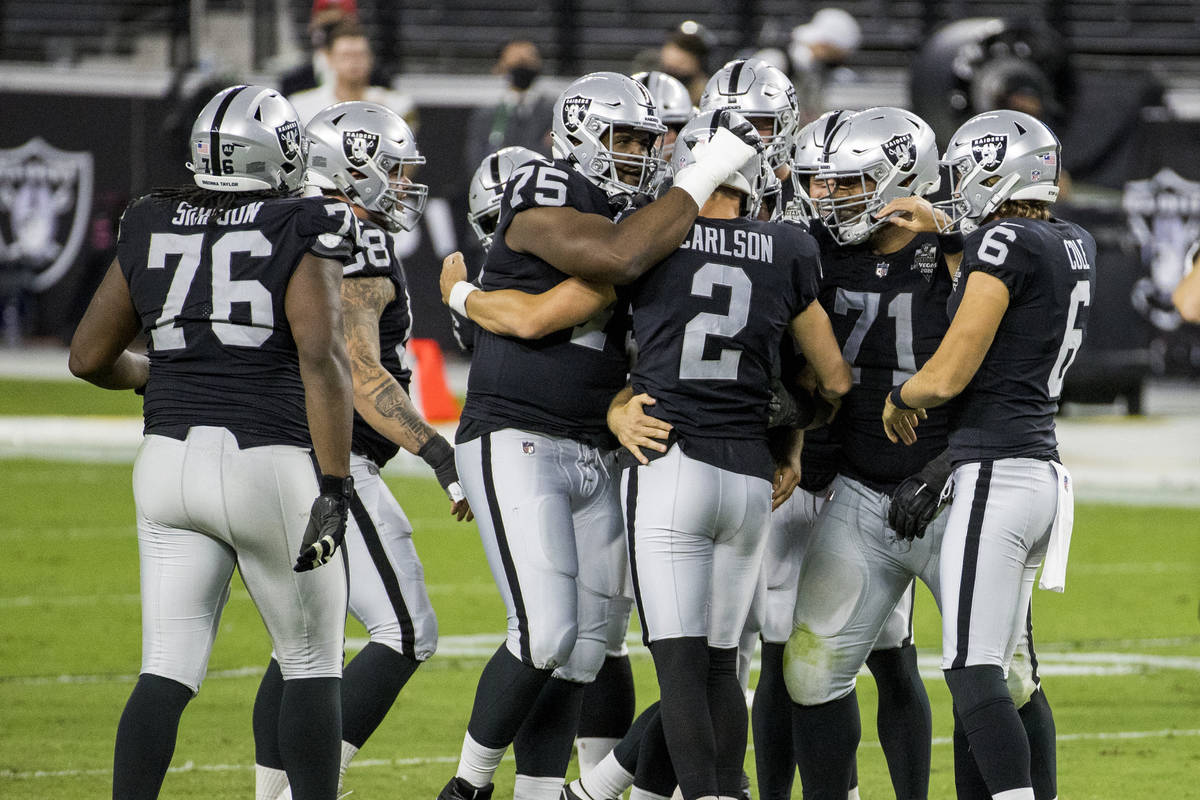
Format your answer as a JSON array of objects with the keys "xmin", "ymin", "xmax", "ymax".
[
  {"xmin": 562, "ymin": 96, "xmax": 591, "ymax": 133},
  {"xmin": 882, "ymin": 133, "xmax": 916, "ymax": 170},
  {"xmin": 970, "ymin": 134, "xmax": 1008, "ymax": 172},
  {"xmin": 342, "ymin": 129, "xmax": 380, "ymax": 167},
  {"xmin": 275, "ymin": 120, "xmax": 302, "ymax": 161}
]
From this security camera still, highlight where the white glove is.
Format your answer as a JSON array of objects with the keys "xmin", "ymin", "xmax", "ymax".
[{"xmin": 672, "ymin": 125, "xmax": 761, "ymax": 209}]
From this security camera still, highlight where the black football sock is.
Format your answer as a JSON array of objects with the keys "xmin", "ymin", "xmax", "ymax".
[
  {"xmin": 342, "ymin": 642, "xmax": 420, "ymax": 748},
  {"xmin": 513, "ymin": 676, "xmax": 585, "ymax": 777},
  {"xmin": 112, "ymin": 674, "xmax": 193, "ymax": 800},
  {"xmin": 649, "ymin": 636, "xmax": 718, "ymax": 799},
  {"xmin": 752, "ymin": 642, "xmax": 795, "ymax": 800},
  {"xmin": 252, "ymin": 659, "xmax": 285, "ymax": 770},
  {"xmin": 279, "ymin": 677, "xmax": 341, "ymax": 800},
  {"xmin": 944, "ymin": 665, "xmax": 1031, "ymax": 796},
  {"xmin": 791, "ymin": 690, "xmax": 860, "ymax": 800},
  {"xmin": 634, "ymin": 704, "xmax": 678, "ymax": 798},
  {"xmin": 708, "ymin": 645, "xmax": 748, "ymax": 797},
  {"xmin": 466, "ymin": 644, "xmax": 553, "ymax": 748},
  {"xmin": 866, "ymin": 643, "xmax": 932, "ymax": 799},
  {"xmin": 952, "ymin": 705, "xmax": 991, "ymax": 800},
  {"xmin": 613, "ymin": 700, "xmax": 661, "ymax": 774},
  {"xmin": 1019, "ymin": 688, "xmax": 1058, "ymax": 800},
  {"xmin": 579, "ymin": 654, "xmax": 636, "ymax": 738}
]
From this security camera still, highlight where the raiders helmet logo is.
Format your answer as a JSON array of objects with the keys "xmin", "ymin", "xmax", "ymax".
[
  {"xmin": 561, "ymin": 96, "xmax": 591, "ymax": 133},
  {"xmin": 970, "ymin": 134, "xmax": 1008, "ymax": 172},
  {"xmin": 882, "ymin": 133, "xmax": 916, "ymax": 170},
  {"xmin": 275, "ymin": 120, "xmax": 302, "ymax": 161},
  {"xmin": 0, "ymin": 137, "xmax": 93, "ymax": 292},
  {"xmin": 342, "ymin": 129, "xmax": 380, "ymax": 167}
]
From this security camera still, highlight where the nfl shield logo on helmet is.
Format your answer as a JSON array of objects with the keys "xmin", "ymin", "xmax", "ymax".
[
  {"xmin": 522, "ymin": 441, "xmax": 536, "ymax": 455},
  {"xmin": 882, "ymin": 133, "xmax": 916, "ymax": 170},
  {"xmin": 275, "ymin": 120, "xmax": 302, "ymax": 161},
  {"xmin": 970, "ymin": 134, "xmax": 1007, "ymax": 172},
  {"xmin": 0, "ymin": 137, "xmax": 93, "ymax": 292},
  {"xmin": 342, "ymin": 129, "xmax": 379, "ymax": 167},
  {"xmin": 562, "ymin": 96, "xmax": 591, "ymax": 133}
]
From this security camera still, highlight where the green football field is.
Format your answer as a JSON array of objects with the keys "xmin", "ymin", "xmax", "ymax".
[{"xmin": 1, "ymin": 380, "xmax": 1198, "ymax": 798}]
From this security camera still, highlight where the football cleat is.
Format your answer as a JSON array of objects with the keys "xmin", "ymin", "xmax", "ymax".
[
  {"xmin": 437, "ymin": 776, "xmax": 494, "ymax": 800},
  {"xmin": 560, "ymin": 779, "xmax": 613, "ymax": 800}
]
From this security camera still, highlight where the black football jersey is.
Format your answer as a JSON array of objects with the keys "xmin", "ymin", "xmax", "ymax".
[
  {"xmin": 344, "ymin": 218, "xmax": 414, "ymax": 468},
  {"xmin": 118, "ymin": 192, "xmax": 357, "ymax": 448},
  {"xmin": 458, "ymin": 158, "xmax": 630, "ymax": 447},
  {"xmin": 947, "ymin": 217, "xmax": 1096, "ymax": 464},
  {"xmin": 628, "ymin": 216, "xmax": 821, "ymax": 481},
  {"xmin": 819, "ymin": 232, "xmax": 955, "ymax": 492}
]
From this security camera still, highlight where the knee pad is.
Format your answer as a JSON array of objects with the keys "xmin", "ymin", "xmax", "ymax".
[{"xmin": 782, "ymin": 623, "xmax": 851, "ymax": 706}]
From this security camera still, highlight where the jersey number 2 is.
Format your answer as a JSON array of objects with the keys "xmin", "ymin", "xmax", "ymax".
[
  {"xmin": 147, "ymin": 230, "xmax": 275, "ymax": 350},
  {"xmin": 679, "ymin": 262, "xmax": 751, "ymax": 380}
]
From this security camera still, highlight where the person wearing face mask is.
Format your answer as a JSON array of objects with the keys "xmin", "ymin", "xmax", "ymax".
[
  {"xmin": 658, "ymin": 24, "xmax": 712, "ymax": 105},
  {"xmin": 463, "ymin": 40, "xmax": 556, "ymax": 176}
]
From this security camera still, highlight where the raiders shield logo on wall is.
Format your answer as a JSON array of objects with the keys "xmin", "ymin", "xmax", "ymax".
[
  {"xmin": 342, "ymin": 129, "xmax": 380, "ymax": 167},
  {"xmin": 561, "ymin": 96, "xmax": 591, "ymax": 133},
  {"xmin": 882, "ymin": 133, "xmax": 916, "ymax": 170},
  {"xmin": 275, "ymin": 120, "xmax": 302, "ymax": 161},
  {"xmin": 0, "ymin": 137, "xmax": 94, "ymax": 291},
  {"xmin": 970, "ymin": 134, "xmax": 1008, "ymax": 172}
]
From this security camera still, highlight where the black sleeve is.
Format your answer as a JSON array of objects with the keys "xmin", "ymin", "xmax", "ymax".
[
  {"xmin": 297, "ymin": 198, "xmax": 359, "ymax": 262},
  {"xmin": 788, "ymin": 227, "xmax": 822, "ymax": 317},
  {"xmin": 961, "ymin": 222, "xmax": 1032, "ymax": 300}
]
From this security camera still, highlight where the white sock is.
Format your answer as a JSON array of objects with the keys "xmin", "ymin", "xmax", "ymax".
[
  {"xmin": 576, "ymin": 737, "xmax": 622, "ymax": 777},
  {"xmin": 456, "ymin": 732, "xmax": 507, "ymax": 789},
  {"xmin": 514, "ymin": 774, "xmax": 564, "ymax": 800},
  {"xmin": 579, "ymin": 750, "xmax": 635, "ymax": 800},
  {"xmin": 630, "ymin": 789, "xmax": 672, "ymax": 800},
  {"xmin": 254, "ymin": 765, "xmax": 289, "ymax": 800},
  {"xmin": 993, "ymin": 790, "xmax": 1035, "ymax": 800},
  {"xmin": 338, "ymin": 741, "xmax": 359, "ymax": 792},
  {"xmin": 847, "ymin": 787, "xmax": 861, "ymax": 800}
]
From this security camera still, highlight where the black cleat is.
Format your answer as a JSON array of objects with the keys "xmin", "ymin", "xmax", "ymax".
[
  {"xmin": 560, "ymin": 780, "xmax": 612, "ymax": 800},
  {"xmin": 437, "ymin": 776, "xmax": 494, "ymax": 800}
]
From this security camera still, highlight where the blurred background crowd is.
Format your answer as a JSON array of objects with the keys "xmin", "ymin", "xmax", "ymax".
[{"xmin": 2, "ymin": 0, "xmax": 1199, "ymax": 410}]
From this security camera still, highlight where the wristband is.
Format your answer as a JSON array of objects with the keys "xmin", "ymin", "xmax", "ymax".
[
  {"xmin": 937, "ymin": 232, "xmax": 964, "ymax": 255},
  {"xmin": 448, "ymin": 281, "xmax": 479, "ymax": 317},
  {"xmin": 889, "ymin": 384, "xmax": 915, "ymax": 411},
  {"xmin": 319, "ymin": 473, "xmax": 354, "ymax": 498},
  {"xmin": 418, "ymin": 435, "xmax": 459, "ymax": 491}
]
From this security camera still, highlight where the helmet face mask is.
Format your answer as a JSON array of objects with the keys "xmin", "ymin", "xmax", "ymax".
[
  {"xmin": 934, "ymin": 109, "xmax": 1061, "ymax": 234},
  {"xmin": 552, "ymin": 72, "xmax": 667, "ymax": 197},
  {"xmin": 699, "ymin": 58, "xmax": 799, "ymax": 170},
  {"xmin": 467, "ymin": 146, "xmax": 542, "ymax": 250},
  {"xmin": 813, "ymin": 106, "xmax": 940, "ymax": 245},
  {"xmin": 304, "ymin": 101, "xmax": 428, "ymax": 231},
  {"xmin": 671, "ymin": 109, "xmax": 768, "ymax": 219},
  {"xmin": 789, "ymin": 109, "xmax": 856, "ymax": 221},
  {"xmin": 188, "ymin": 85, "xmax": 307, "ymax": 193}
]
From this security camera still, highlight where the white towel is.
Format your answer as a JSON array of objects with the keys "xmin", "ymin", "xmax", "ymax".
[{"xmin": 1038, "ymin": 461, "xmax": 1075, "ymax": 592}]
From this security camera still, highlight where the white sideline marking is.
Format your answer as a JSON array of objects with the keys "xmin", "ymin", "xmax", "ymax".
[{"xmin": 4, "ymin": 730, "xmax": 1200, "ymax": 780}]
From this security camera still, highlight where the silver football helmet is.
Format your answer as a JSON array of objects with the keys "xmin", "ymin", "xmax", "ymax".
[
  {"xmin": 813, "ymin": 106, "xmax": 941, "ymax": 245},
  {"xmin": 551, "ymin": 71, "xmax": 667, "ymax": 197},
  {"xmin": 467, "ymin": 146, "xmax": 542, "ymax": 250},
  {"xmin": 188, "ymin": 85, "xmax": 306, "ymax": 193},
  {"xmin": 304, "ymin": 101, "xmax": 428, "ymax": 231},
  {"xmin": 699, "ymin": 57, "xmax": 799, "ymax": 170},
  {"xmin": 631, "ymin": 70, "xmax": 694, "ymax": 160},
  {"xmin": 936, "ymin": 109, "xmax": 1061, "ymax": 234},
  {"xmin": 671, "ymin": 109, "xmax": 768, "ymax": 219},
  {"xmin": 789, "ymin": 109, "xmax": 856, "ymax": 219}
]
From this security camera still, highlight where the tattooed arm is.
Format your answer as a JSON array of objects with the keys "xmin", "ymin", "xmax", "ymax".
[{"xmin": 342, "ymin": 275, "xmax": 472, "ymax": 520}]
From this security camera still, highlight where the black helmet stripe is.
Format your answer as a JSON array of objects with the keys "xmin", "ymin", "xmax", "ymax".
[
  {"xmin": 209, "ymin": 85, "xmax": 249, "ymax": 176},
  {"xmin": 489, "ymin": 153, "xmax": 502, "ymax": 187},
  {"xmin": 727, "ymin": 59, "xmax": 746, "ymax": 95}
]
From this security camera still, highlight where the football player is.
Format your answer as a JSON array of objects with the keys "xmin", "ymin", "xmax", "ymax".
[
  {"xmin": 250, "ymin": 101, "xmax": 471, "ymax": 800},
  {"xmin": 612, "ymin": 110, "xmax": 848, "ymax": 800},
  {"xmin": 631, "ymin": 70, "xmax": 694, "ymax": 161},
  {"xmin": 881, "ymin": 110, "xmax": 1094, "ymax": 800},
  {"xmin": 783, "ymin": 107, "xmax": 956, "ymax": 800},
  {"xmin": 68, "ymin": 85, "xmax": 355, "ymax": 800},
  {"xmin": 437, "ymin": 72, "xmax": 760, "ymax": 800},
  {"xmin": 451, "ymin": 145, "xmax": 544, "ymax": 353}
]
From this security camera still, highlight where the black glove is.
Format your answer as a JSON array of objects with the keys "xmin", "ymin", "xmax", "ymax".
[
  {"xmin": 418, "ymin": 435, "xmax": 465, "ymax": 502},
  {"xmin": 294, "ymin": 474, "xmax": 354, "ymax": 572},
  {"xmin": 715, "ymin": 108, "xmax": 765, "ymax": 153},
  {"xmin": 888, "ymin": 449, "xmax": 953, "ymax": 541}
]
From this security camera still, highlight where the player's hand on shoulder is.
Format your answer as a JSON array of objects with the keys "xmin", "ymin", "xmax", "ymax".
[
  {"xmin": 295, "ymin": 475, "xmax": 354, "ymax": 572},
  {"xmin": 607, "ymin": 392, "xmax": 672, "ymax": 466}
]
